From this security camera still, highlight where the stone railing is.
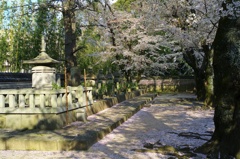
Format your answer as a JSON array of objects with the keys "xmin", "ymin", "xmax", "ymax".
[{"xmin": 0, "ymin": 86, "xmax": 93, "ymax": 114}]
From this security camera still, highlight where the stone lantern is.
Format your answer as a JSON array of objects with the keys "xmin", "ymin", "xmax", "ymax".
[
  {"xmin": 23, "ymin": 37, "xmax": 62, "ymax": 89},
  {"xmin": 86, "ymin": 66, "xmax": 96, "ymax": 86},
  {"xmin": 97, "ymin": 69, "xmax": 106, "ymax": 88},
  {"xmin": 97, "ymin": 69, "xmax": 106, "ymax": 82},
  {"xmin": 106, "ymin": 70, "xmax": 114, "ymax": 95},
  {"xmin": 106, "ymin": 70, "xmax": 114, "ymax": 81},
  {"xmin": 113, "ymin": 71, "xmax": 123, "ymax": 93}
]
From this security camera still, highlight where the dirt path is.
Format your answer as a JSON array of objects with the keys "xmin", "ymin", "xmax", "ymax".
[{"xmin": 0, "ymin": 93, "xmax": 214, "ymax": 159}]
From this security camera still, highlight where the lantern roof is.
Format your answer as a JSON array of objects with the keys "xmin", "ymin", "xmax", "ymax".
[
  {"xmin": 23, "ymin": 52, "xmax": 61, "ymax": 65},
  {"xmin": 23, "ymin": 36, "xmax": 62, "ymax": 65}
]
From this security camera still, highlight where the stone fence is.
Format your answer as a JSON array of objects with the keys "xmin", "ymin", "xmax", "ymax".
[
  {"xmin": 0, "ymin": 86, "xmax": 93, "ymax": 130},
  {"xmin": 138, "ymin": 78, "xmax": 195, "ymax": 92}
]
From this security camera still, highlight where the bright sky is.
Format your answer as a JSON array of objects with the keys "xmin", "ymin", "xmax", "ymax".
[{"xmin": 110, "ymin": 0, "xmax": 118, "ymax": 4}]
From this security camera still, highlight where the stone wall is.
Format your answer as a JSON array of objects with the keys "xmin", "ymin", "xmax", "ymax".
[{"xmin": 138, "ymin": 78, "xmax": 195, "ymax": 92}]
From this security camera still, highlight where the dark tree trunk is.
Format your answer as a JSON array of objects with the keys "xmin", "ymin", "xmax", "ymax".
[
  {"xmin": 183, "ymin": 47, "xmax": 213, "ymax": 106},
  {"xmin": 194, "ymin": 69, "xmax": 206, "ymax": 101},
  {"xmin": 62, "ymin": 0, "xmax": 77, "ymax": 85},
  {"xmin": 211, "ymin": 15, "xmax": 240, "ymax": 158},
  {"xmin": 183, "ymin": 48, "xmax": 205, "ymax": 100},
  {"xmin": 197, "ymin": 15, "xmax": 240, "ymax": 158},
  {"xmin": 202, "ymin": 45, "xmax": 214, "ymax": 108}
]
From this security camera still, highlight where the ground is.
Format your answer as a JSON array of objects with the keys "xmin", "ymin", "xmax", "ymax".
[{"xmin": 0, "ymin": 93, "xmax": 214, "ymax": 159}]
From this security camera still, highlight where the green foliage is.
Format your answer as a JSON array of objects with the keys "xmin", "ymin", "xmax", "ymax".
[
  {"xmin": 96, "ymin": 81, "xmax": 115, "ymax": 98},
  {"xmin": 118, "ymin": 82, "xmax": 127, "ymax": 92},
  {"xmin": 128, "ymin": 81, "xmax": 138, "ymax": 89},
  {"xmin": 52, "ymin": 82, "xmax": 61, "ymax": 90},
  {"xmin": 156, "ymin": 45, "xmax": 172, "ymax": 55},
  {"xmin": 148, "ymin": 30, "xmax": 166, "ymax": 36},
  {"xmin": 76, "ymin": 27, "xmax": 113, "ymax": 72},
  {"xmin": 0, "ymin": 35, "xmax": 9, "ymax": 71},
  {"xmin": 113, "ymin": 0, "xmax": 137, "ymax": 11},
  {"xmin": 115, "ymin": 81, "xmax": 138, "ymax": 93},
  {"xmin": 98, "ymin": 83, "xmax": 107, "ymax": 96},
  {"xmin": 106, "ymin": 81, "xmax": 115, "ymax": 95}
]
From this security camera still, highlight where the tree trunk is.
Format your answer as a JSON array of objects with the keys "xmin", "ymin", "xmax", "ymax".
[
  {"xmin": 194, "ymin": 69, "xmax": 206, "ymax": 101},
  {"xmin": 183, "ymin": 48, "xmax": 214, "ymax": 106},
  {"xmin": 199, "ymin": 15, "xmax": 240, "ymax": 158},
  {"xmin": 62, "ymin": 0, "xmax": 77, "ymax": 85},
  {"xmin": 202, "ymin": 45, "xmax": 214, "ymax": 108},
  {"xmin": 212, "ymin": 15, "xmax": 240, "ymax": 158}
]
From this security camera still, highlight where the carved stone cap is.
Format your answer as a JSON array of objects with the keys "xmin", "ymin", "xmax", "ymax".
[{"xmin": 23, "ymin": 52, "xmax": 61, "ymax": 65}]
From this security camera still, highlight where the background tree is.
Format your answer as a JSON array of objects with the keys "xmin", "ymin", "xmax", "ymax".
[
  {"xmin": 58, "ymin": 0, "xmax": 114, "ymax": 84},
  {"xmin": 0, "ymin": 1, "xmax": 9, "ymax": 71},
  {"xmin": 5, "ymin": 0, "xmax": 34, "ymax": 72},
  {"xmin": 62, "ymin": 0, "xmax": 77, "ymax": 79},
  {"xmin": 76, "ymin": 26, "xmax": 109, "ymax": 72}
]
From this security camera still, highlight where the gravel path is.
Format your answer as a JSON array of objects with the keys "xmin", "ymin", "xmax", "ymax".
[{"xmin": 0, "ymin": 93, "xmax": 214, "ymax": 159}]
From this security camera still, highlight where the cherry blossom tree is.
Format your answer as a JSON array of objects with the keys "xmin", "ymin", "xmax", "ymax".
[
  {"xmin": 100, "ymin": 1, "xmax": 192, "ymax": 82},
  {"xmin": 153, "ymin": 0, "xmax": 222, "ymax": 106},
  {"xmin": 106, "ymin": 0, "xmax": 220, "ymax": 106}
]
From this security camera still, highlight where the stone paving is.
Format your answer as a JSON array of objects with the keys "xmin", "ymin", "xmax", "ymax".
[
  {"xmin": 0, "ymin": 93, "xmax": 214, "ymax": 159},
  {"xmin": 0, "ymin": 93, "xmax": 156, "ymax": 151}
]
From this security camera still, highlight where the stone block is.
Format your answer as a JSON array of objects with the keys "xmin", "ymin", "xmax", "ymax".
[
  {"xmin": 0, "ymin": 116, "xmax": 6, "ymax": 128},
  {"xmin": 6, "ymin": 138, "xmax": 26, "ymax": 150},
  {"xmin": 36, "ymin": 138, "xmax": 58, "ymax": 151},
  {"xmin": 76, "ymin": 108, "xmax": 87, "ymax": 122},
  {"xmin": 32, "ymin": 66, "xmax": 56, "ymax": 89},
  {"xmin": 0, "ymin": 138, "xmax": 6, "ymax": 150},
  {"xmin": 5, "ymin": 115, "xmax": 22, "ymax": 130},
  {"xmin": 21, "ymin": 114, "xmax": 39, "ymax": 130}
]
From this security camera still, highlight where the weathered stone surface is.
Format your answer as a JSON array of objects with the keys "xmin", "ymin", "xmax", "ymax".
[
  {"xmin": 23, "ymin": 52, "xmax": 61, "ymax": 65},
  {"xmin": 0, "ymin": 93, "xmax": 156, "ymax": 151},
  {"xmin": 32, "ymin": 66, "xmax": 56, "ymax": 89}
]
